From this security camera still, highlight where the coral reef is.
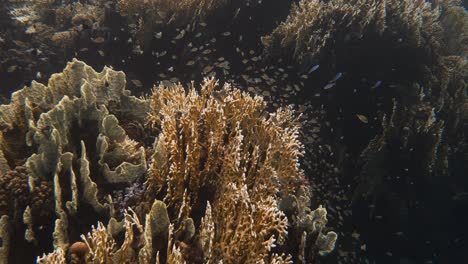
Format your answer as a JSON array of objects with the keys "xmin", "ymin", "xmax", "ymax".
[
  {"xmin": 0, "ymin": 60, "xmax": 336, "ymax": 263},
  {"xmin": 9, "ymin": 0, "xmax": 107, "ymax": 48},
  {"xmin": 262, "ymin": 0, "xmax": 439, "ymax": 65},
  {"xmin": 0, "ymin": 0, "xmax": 464, "ymax": 262},
  {"xmin": 0, "ymin": 59, "xmax": 150, "ymax": 262},
  {"xmin": 261, "ymin": 0, "xmax": 467, "ymax": 261}
]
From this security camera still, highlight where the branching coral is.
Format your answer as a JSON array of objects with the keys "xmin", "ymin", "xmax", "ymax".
[
  {"xmin": 146, "ymin": 78, "xmax": 336, "ymax": 262},
  {"xmin": 1, "ymin": 59, "xmax": 336, "ymax": 263},
  {"xmin": 147, "ymin": 78, "xmax": 304, "ymax": 211},
  {"xmin": 262, "ymin": 0, "xmax": 440, "ymax": 64}
]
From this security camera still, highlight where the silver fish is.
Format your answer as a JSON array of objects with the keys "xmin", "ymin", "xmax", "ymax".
[
  {"xmin": 371, "ymin": 80, "xmax": 382, "ymax": 89},
  {"xmin": 308, "ymin": 64, "xmax": 320, "ymax": 74},
  {"xmin": 330, "ymin": 72, "xmax": 343, "ymax": 82},
  {"xmin": 323, "ymin": 83, "xmax": 336, "ymax": 90}
]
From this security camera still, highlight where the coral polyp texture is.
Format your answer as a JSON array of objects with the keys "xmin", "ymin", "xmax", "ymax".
[{"xmin": 0, "ymin": 60, "xmax": 336, "ymax": 263}]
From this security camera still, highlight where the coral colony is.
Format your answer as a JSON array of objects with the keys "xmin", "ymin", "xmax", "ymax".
[{"xmin": 0, "ymin": 0, "xmax": 466, "ymax": 263}]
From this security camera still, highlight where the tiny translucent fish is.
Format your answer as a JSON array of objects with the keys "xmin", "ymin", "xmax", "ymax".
[
  {"xmin": 175, "ymin": 30, "xmax": 185, "ymax": 40},
  {"xmin": 131, "ymin": 79, "xmax": 143, "ymax": 87},
  {"xmin": 308, "ymin": 64, "xmax": 320, "ymax": 74},
  {"xmin": 234, "ymin": 8, "xmax": 241, "ymax": 18},
  {"xmin": 167, "ymin": 66, "xmax": 174, "ymax": 72},
  {"xmin": 195, "ymin": 32, "xmax": 202, "ymax": 38},
  {"xmin": 92, "ymin": 37, "xmax": 105, "ymax": 44},
  {"xmin": 323, "ymin": 83, "xmax": 336, "ymax": 90},
  {"xmin": 330, "ymin": 72, "xmax": 343, "ymax": 82},
  {"xmin": 371, "ymin": 80, "xmax": 382, "ymax": 89},
  {"xmin": 7, "ymin": 65, "xmax": 17, "ymax": 72},
  {"xmin": 203, "ymin": 65, "xmax": 213, "ymax": 73},
  {"xmin": 356, "ymin": 114, "xmax": 368, "ymax": 123},
  {"xmin": 199, "ymin": 22, "xmax": 207, "ymax": 27},
  {"xmin": 222, "ymin": 32, "xmax": 231, "ymax": 36},
  {"xmin": 155, "ymin": 32, "xmax": 163, "ymax": 39},
  {"xmin": 98, "ymin": 50, "xmax": 105, "ymax": 56}
]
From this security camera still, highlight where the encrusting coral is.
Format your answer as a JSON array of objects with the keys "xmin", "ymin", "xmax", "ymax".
[{"xmin": 0, "ymin": 60, "xmax": 336, "ymax": 263}]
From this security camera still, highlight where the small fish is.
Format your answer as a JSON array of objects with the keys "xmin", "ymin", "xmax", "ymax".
[
  {"xmin": 371, "ymin": 80, "xmax": 382, "ymax": 89},
  {"xmin": 307, "ymin": 64, "xmax": 320, "ymax": 74},
  {"xmin": 323, "ymin": 83, "xmax": 336, "ymax": 90},
  {"xmin": 356, "ymin": 114, "xmax": 368, "ymax": 123},
  {"xmin": 186, "ymin": 60, "xmax": 195, "ymax": 66},
  {"xmin": 131, "ymin": 79, "xmax": 143, "ymax": 87},
  {"xmin": 155, "ymin": 32, "xmax": 163, "ymax": 39},
  {"xmin": 167, "ymin": 67, "xmax": 174, "ymax": 72},
  {"xmin": 7, "ymin": 65, "xmax": 17, "ymax": 72},
  {"xmin": 330, "ymin": 72, "xmax": 343, "ymax": 82},
  {"xmin": 98, "ymin": 50, "xmax": 105, "ymax": 56},
  {"xmin": 221, "ymin": 32, "xmax": 231, "ymax": 36},
  {"xmin": 199, "ymin": 22, "xmax": 207, "ymax": 27},
  {"xmin": 233, "ymin": 8, "xmax": 241, "ymax": 18},
  {"xmin": 175, "ymin": 30, "xmax": 185, "ymax": 40},
  {"xmin": 195, "ymin": 32, "xmax": 202, "ymax": 38},
  {"xmin": 203, "ymin": 65, "xmax": 213, "ymax": 73},
  {"xmin": 92, "ymin": 37, "xmax": 105, "ymax": 44}
]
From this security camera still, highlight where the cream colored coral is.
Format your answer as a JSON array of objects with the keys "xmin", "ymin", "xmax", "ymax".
[{"xmin": 148, "ymin": 78, "xmax": 304, "ymax": 213}]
